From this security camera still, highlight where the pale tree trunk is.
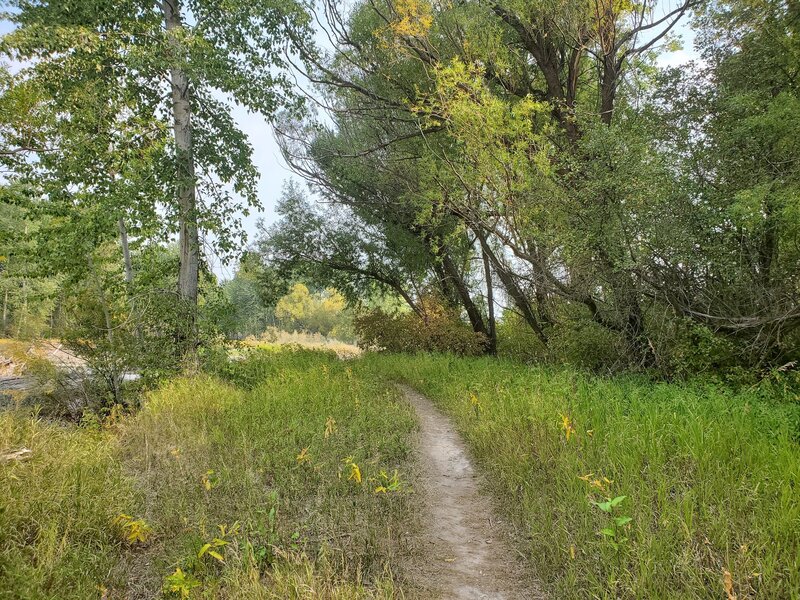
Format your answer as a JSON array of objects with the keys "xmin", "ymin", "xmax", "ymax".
[
  {"xmin": 162, "ymin": 0, "xmax": 200, "ymax": 344},
  {"xmin": 19, "ymin": 225, "xmax": 27, "ymax": 335},
  {"xmin": 118, "ymin": 218, "xmax": 133, "ymax": 285},
  {"xmin": 118, "ymin": 217, "xmax": 143, "ymax": 340},
  {"xmin": 2, "ymin": 288, "xmax": 8, "ymax": 333}
]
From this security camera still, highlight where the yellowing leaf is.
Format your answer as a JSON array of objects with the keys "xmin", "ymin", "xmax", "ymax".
[
  {"xmin": 560, "ymin": 414, "xmax": 576, "ymax": 441},
  {"xmin": 113, "ymin": 513, "xmax": 152, "ymax": 545},
  {"xmin": 296, "ymin": 447, "xmax": 311, "ymax": 464},
  {"xmin": 324, "ymin": 416, "xmax": 337, "ymax": 439},
  {"xmin": 349, "ymin": 462, "xmax": 362, "ymax": 484},
  {"xmin": 723, "ymin": 568, "xmax": 737, "ymax": 600},
  {"xmin": 165, "ymin": 567, "xmax": 201, "ymax": 599},
  {"xmin": 201, "ymin": 470, "xmax": 218, "ymax": 490},
  {"xmin": 208, "ymin": 550, "xmax": 224, "ymax": 562}
]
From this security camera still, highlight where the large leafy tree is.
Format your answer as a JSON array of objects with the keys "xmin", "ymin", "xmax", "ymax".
[
  {"xmin": 266, "ymin": 0, "xmax": 697, "ymax": 363},
  {"xmin": 266, "ymin": 0, "xmax": 800, "ymax": 371},
  {"xmin": 0, "ymin": 0, "xmax": 312, "ymax": 348}
]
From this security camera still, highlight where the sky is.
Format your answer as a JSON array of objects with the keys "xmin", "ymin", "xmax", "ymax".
[{"xmin": 0, "ymin": 4, "xmax": 699, "ymax": 281}]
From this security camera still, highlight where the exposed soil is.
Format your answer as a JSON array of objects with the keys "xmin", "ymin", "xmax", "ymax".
[
  {"xmin": 0, "ymin": 340, "xmax": 86, "ymax": 392},
  {"xmin": 399, "ymin": 384, "xmax": 546, "ymax": 600}
]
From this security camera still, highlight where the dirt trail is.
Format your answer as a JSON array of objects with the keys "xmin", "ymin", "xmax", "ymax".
[{"xmin": 399, "ymin": 385, "xmax": 545, "ymax": 600}]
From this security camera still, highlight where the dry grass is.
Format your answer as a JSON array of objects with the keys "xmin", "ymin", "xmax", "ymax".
[
  {"xmin": 1, "ymin": 349, "xmax": 415, "ymax": 599},
  {"xmin": 238, "ymin": 330, "xmax": 362, "ymax": 359}
]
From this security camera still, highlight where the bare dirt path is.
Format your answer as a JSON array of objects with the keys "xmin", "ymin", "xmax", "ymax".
[{"xmin": 399, "ymin": 384, "xmax": 546, "ymax": 600}]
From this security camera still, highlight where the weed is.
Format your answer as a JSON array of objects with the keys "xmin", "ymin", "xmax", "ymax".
[
  {"xmin": 593, "ymin": 495, "xmax": 632, "ymax": 551},
  {"xmin": 113, "ymin": 513, "xmax": 153, "ymax": 545},
  {"xmin": 1, "ymin": 349, "xmax": 416, "ymax": 598}
]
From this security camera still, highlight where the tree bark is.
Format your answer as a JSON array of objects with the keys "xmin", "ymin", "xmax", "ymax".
[
  {"xmin": 600, "ymin": 56, "xmax": 618, "ymax": 125},
  {"xmin": 118, "ymin": 218, "xmax": 134, "ymax": 284},
  {"xmin": 2, "ymin": 288, "xmax": 7, "ymax": 334},
  {"xmin": 162, "ymin": 0, "xmax": 200, "ymax": 334},
  {"xmin": 478, "ymin": 232, "xmax": 548, "ymax": 345},
  {"xmin": 481, "ymin": 240, "xmax": 497, "ymax": 355},
  {"xmin": 440, "ymin": 251, "xmax": 489, "ymax": 340}
]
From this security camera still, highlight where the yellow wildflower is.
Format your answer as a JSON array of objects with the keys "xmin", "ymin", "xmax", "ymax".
[
  {"xmin": 560, "ymin": 414, "xmax": 576, "ymax": 441},
  {"xmin": 296, "ymin": 447, "xmax": 311, "ymax": 464}
]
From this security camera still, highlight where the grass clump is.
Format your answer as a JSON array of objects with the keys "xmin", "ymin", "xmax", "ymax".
[
  {"xmin": 1, "ymin": 348, "xmax": 416, "ymax": 598},
  {"xmin": 0, "ymin": 411, "xmax": 135, "ymax": 599},
  {"xmin": 361, "ymin": 353, "xmax": 800, "ymax": 599}
]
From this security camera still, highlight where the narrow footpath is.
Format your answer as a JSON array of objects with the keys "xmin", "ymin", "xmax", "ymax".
[{"xmin": 399, "ymin": 385, "xmax": 545, "ymax": 600}]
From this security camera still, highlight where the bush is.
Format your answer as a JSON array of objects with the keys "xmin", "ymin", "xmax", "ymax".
[
  {"xmin": 354, "ymin": 301, "xmax": 487, "ymax": 356},
  {"xmin": 495, "ymin": 305, "xmax": 625, "ymax": 372}
]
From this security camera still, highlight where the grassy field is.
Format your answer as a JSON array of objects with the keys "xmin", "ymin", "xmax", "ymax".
[
  {"xmin": 360, "ymin": 354, "xmax": 800, "ymax": 600},
  {"xmin": 3, "ymin": 347, "xmax": 800, "ymax": 599},
  {"xmin": 0, "ymin": 349, "xmax": 415, "ymax": 599}
]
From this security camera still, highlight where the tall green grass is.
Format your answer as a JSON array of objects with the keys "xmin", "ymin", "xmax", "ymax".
[
  {"xmin": 1, "ymin": 349, "xmax": 416, "ymax": 599},
  {"xmin": 0, "ymin": 412, "xmax": 134, "ymax": 599},
  {"xmin": 361, "ymin": 353, "xmax": 800, "ymax": 599}
]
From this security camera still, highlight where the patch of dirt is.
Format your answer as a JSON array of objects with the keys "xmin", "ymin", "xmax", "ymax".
[
  {"xmin": 0, "ymin": 339, "xmax": 86, "ymax": 394},
  {"xmin": 399, "ymin": 384, "xmax": 546, "ymax": 600}
]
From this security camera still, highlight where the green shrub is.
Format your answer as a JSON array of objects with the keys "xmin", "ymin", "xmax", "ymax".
[
  {"xmin": 354, "ymin": 300, "xmax": 487, "ymax": 356},
  {"xmin": 495, "ymin": 311, "xmax": 548, "ymax": 362}
]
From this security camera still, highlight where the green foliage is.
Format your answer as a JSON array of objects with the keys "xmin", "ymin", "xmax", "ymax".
[
  {"xmin": 362, "ymin": 353, "xmax": 800, "ymax": 598},
  {"xmin": 274, "ymin": 283, "xmax": 354, "ymax": 341},
  {"xmin": 354, "ymin": 301, "xmax": 487, "ymax": 357},
  {"xmin": 261, "ymin": 0, "xmax": 800, "ymax": 376}
]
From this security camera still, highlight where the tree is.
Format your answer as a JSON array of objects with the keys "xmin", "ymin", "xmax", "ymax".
[
  {"xmin": 274, "ymin": 282, "xmax": 352, "ymax": 339},
  {"xmin": 266, "ymin": 0, "xmax": 800, "ymax": 373},
  {"xmin": 1, "ymin": 0, "xmax": 312, "ymax": 350}
]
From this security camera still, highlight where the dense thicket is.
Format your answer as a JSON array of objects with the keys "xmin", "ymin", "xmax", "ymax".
[{"xmin": 262, "ymin": 0, "xmax": 800, "ymax": 377}]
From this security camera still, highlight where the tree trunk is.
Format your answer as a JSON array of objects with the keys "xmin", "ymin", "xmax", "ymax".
[
  {"xmin": 118, "ymin": 218, "xmax": 133, "ymax": 285},
  {"xmin": 600, "ymin": 56, "xmax": 617, "ymax": 125},
  {"xmin": 440, "ymin": 251, "xmax": 489, "ymax": 341},
  {"xmin": 481, "ymin": 240, "xmax": 497, "ymax": 355},
  {"xmin": 478, "ymin": 231, "xmax": 548, "ymax": 345},
  {"xmin": 2, "ymin": 288, "xmax": 7, "ymax": 334},
  {"xmin": 162, "ymin": 0, "xmax": 200, "ymax": 341}
]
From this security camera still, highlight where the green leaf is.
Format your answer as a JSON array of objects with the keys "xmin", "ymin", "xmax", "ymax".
[
  {"xmin": 596, "ymin": 500, "xmax": 613, "ymax": 512},
  {"xmin": 610, "ymin": 495, "xmax": 627, "ymax": 507},
  {"xmin": 600, "ymin": 527, "xmax": 616, "ymax": 537},
  {"xmin": 615, "ymin": 516, "xmax": 632, "ymax": 526},
  {"xmin": 208, "ymin": 550, "xmax": 225, "ymax": 562},
  {"xmin": 197, "ymin": 543, "xmax": 211, "ymax": 558}
]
